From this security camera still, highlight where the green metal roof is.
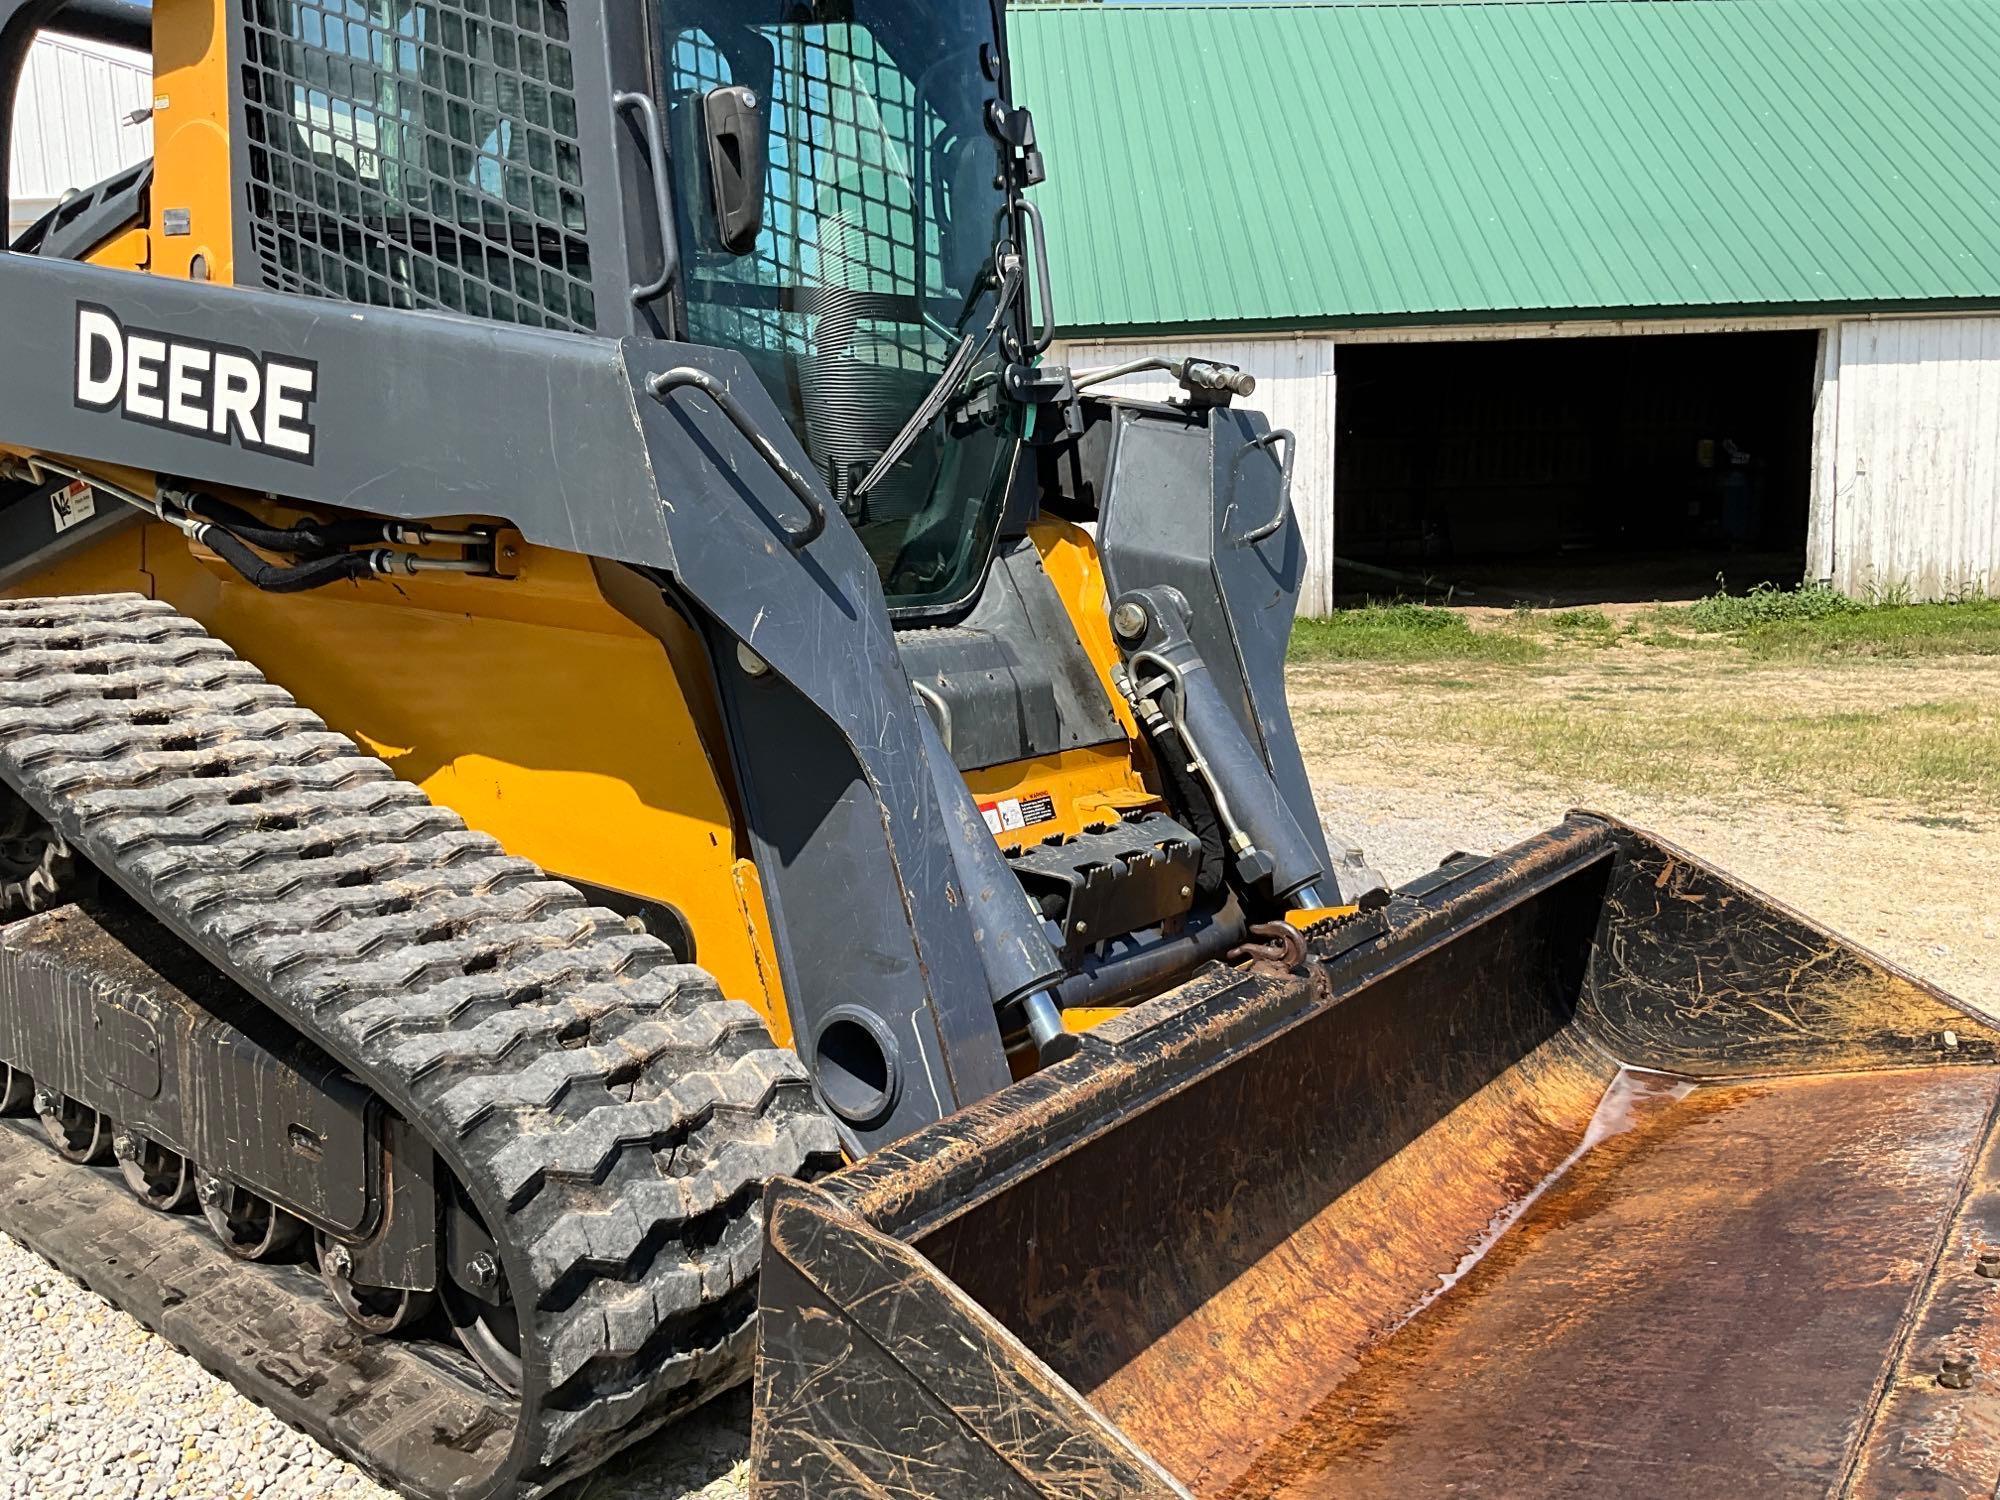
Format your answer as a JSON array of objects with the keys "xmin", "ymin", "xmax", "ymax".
[{"xmin": 1010, "ymin": 0, "xmax": 2000, "ymax": 335}]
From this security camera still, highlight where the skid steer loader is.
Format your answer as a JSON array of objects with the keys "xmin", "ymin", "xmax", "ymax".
[{"xmin": 1, "ymin": 1, "xmax": 1997, "ymax": 1497}]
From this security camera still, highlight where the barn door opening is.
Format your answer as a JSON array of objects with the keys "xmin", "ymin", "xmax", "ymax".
[{"xmin": 1332, "ymin": 330, "xmax": 1819, "ymax": 606}]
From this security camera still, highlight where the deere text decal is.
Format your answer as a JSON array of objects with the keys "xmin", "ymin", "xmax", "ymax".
[{"xmin": 73, "ymin": 303, "xmax": 318, "ymax": 463}]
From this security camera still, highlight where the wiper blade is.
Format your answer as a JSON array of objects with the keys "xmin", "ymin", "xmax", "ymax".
[{"xmin": 856, "ymin": 261, "xmax": 1022, "ymax": 498}]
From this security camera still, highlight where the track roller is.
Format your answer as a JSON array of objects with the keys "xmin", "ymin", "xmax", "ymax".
[
  {"xmin": 196, "ymin": 1172, "xmax": 305, "ymax": 1261},
  {"xmin": 440, "ymin": 1220, "xmax": 523, "ymax": 1394},
  {"xmin": 317, "ymin": 1235, "xmax": 433, "ymax": 1336},
  {"xmin": 114, "ymin": 1132, "xmax": 197, "ymax": 1212},
  {"xmin": 35, "ymin": 1088, "xmax": 110, "ymax": 1163},
  {"xmin": 0, "ymin": 1063, "xmax": 30, "ymax": 1114},
  {"xmin": 439, "ymin": 1189, "xmax": 524, "ymax": 1392}
]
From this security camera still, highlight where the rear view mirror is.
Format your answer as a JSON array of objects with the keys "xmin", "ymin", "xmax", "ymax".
[{"xmin": 701, "ymin": 84, "xmax": 768, "ymax": 255}]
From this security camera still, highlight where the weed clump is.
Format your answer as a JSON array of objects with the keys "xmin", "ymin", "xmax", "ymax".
[{"xmin": 1687, "ymin": 581, "xmax": 1862, "ymax": 632}]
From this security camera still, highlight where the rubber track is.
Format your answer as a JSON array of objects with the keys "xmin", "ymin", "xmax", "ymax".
[{"xmin": 0, "ymin": 595, "xmax": 841, "ymax": 1497}]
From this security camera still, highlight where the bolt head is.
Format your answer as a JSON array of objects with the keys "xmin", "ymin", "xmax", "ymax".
[
  {"xmin": 196, "ymin": 1176, "xmax": 224, "ymax": 1206},
  {"xmin": 1977, "ymin": 1251, "xmax": 2000, "ymax": 1279},
  {"xmin": 466, "ymin": 1251, "xmax": 500, "ymax": 1292},
  {"xmin": 325, "ymin": 1244, "xmax": 353, "ymax": 1277},
  {"xmin": 31, "ymin": 1088, "xmax": 57, "ymax": 1116},
  {"xmin": 1940, "ymin": 1353, "xmax": 1977, "ymax": 1389},
  {"xmin": 112, "ymin": 1133, "xmax": 135, "ymax": 1159},
  {"xmin": 736, "ymin": 642, "xmax": 771, "ymax": 678},
  {"xmin": 1111, "ymin": 600, "xmax": 1150, "ymax": 642}
]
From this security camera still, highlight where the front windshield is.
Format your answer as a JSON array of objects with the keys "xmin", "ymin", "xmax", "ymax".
[{"xmin": 660, "ymin": 0, "xmax": 1017, "ymax": 613}]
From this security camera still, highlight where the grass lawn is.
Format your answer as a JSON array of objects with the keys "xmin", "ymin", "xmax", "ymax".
[
  {"xmin": 1291, "ymin": 591, "xmax": 2000, "ymax": 667},
  {"xmin": 1288, "ymin": 603, "xmax": 1546, "ymax": 663},
  {"xmin": 1737, "ymin": 601, "xmax": 2000, "ymax": 659},
  {"xmin": 1287, "ymin": 589, "xmax": 2000, "ymax": 818}
]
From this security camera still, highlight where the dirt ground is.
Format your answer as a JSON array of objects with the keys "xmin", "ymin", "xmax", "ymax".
[{"xmin": 1296, "ymin": 652, "xmax": 2000, "ymax": 1019}]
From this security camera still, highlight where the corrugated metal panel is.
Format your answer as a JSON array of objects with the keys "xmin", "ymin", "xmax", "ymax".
[
  {"xmin": 7, "ymin": 35, "xmax": 152, "ymax": 237},
  {"xmin": 1054, "ymin": 335, "xmax": 1341, "ymax": 614},
  {"xmin": 1828, "ymin": 316, "xmax": 2000, "ymax": 601},
  {"xmin": 1014, "ymin": 1, "xmax": 2000, "ymax": 335}
]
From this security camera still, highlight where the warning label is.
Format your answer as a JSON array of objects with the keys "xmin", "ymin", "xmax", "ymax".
[
  {"xmin": 979, "ymin": 790, "xmax": 1058, "ymax": 838},
  {"xmin": 49, "ymin": 479, "xmax": 96, "ymax": 534}
]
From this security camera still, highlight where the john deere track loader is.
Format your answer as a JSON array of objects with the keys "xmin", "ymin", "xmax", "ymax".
[{"xmin": 1, "ymin": 2, "xmax": 1997, "ymax": 1497}]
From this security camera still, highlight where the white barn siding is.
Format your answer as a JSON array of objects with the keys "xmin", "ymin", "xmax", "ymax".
[
  {"xmin": 7, "ymin": 35, "xmax": 152, "ymax": 239},
  {"xmin": 1063, "ymin": 314, "xmax": 2000, "ymax": 609},
  {"xmin": 1824, "ymin": 317, "xmax": 2000, "ymax": 601},
  {"xmin": 1054, "ymin": 336, "xmax": 1341, "ymax": 614}
]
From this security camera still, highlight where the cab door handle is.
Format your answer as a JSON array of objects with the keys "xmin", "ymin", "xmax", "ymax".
[{"xmin": 612, "ymin": 91, "xmax": 681, "ymax": 304}]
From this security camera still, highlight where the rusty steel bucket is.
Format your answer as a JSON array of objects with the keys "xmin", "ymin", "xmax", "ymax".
[{"xmin": 749, "ymin": 814, "xmax": 2000, "ymax": 1500}]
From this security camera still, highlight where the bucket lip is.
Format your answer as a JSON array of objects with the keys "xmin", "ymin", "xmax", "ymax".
[{"xmin": 825, "ymin": 814, "xmax": 1625, "ymax": 1241}]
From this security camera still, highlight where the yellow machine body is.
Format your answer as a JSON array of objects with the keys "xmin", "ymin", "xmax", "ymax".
[
  {"xmin": 2, "ymin": 0, "xmax": 1180, "ymax": 1060},
  {"xmin": 3, "ymin": 502, "xmax": 1164, "ymax": 1051}
]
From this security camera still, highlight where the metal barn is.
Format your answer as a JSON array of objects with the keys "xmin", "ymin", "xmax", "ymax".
[
  {"xmin": 6, "ymin": 33, "xmax": 149, "ymax": 240},
  {"xmin": 1019, "ymin": 0, "xmax": 2000, "ymax": 610}
]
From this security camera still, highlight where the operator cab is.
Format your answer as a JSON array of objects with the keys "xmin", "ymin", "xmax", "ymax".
[{"xmin": 657, "ymin": 0, "xmax": 1025, "ymax": 617}]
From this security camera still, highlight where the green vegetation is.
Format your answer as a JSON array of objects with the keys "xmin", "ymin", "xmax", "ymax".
[
  {"xmin": 1741, "ymin": 600, "xmax": 2000, "ymax": 659},
  {"xmin": 1684, "ymin": 581, "xmax": 1861, "ymax": 631},
  {"xmin": 1521, "ymin": 606, "xmax": 1623, "ymax": 646},
  {"xmin": 1652, "ymin": 583, "xmax": 2000, "ymax": 658},
  {"xmin": 1294, "ymin": 587, "xmax": 2000, "ymax": 666},
  {"xmin": 1288, "ymin": 603, "xmax": 1544, "ymax": 664},
  {"xmin": 1547, "ymin": 607, "xmax": 1614, "ymax": 634}
]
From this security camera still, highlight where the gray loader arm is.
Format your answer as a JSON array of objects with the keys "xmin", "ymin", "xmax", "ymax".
[{"xmin": 0, "ymin": 254, "xmax": 1060, "ymax": 1148}]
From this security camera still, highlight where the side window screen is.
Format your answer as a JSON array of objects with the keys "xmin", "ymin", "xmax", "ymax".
[
  {"xmin": 241, "ymin": 0, "xmax": 595, "ymax": 331},
  {"xmin": 666, "ymin": 22, "xmax": 945, "ymax": 376}
]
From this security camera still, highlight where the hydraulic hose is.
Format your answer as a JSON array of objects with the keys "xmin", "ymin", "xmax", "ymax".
[
  {"xmin": 184, "ymin": 495, "xmax": 395, "ymax": 557},
  {"xmin": 194, "ymin": 525, "xmax": 378, "ymax": 594}
]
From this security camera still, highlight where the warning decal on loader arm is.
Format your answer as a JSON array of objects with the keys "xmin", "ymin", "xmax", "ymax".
[{"xmin": 48, "ymin": 480, "xmax": 96, "ymax": 533}]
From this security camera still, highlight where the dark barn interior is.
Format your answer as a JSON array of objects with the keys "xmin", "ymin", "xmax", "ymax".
[{"xmin": 1333, "ymin": 331, "xmax": 1820, "ymax": 605}]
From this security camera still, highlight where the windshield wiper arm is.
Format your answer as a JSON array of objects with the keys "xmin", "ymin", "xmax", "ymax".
[{"xmin": 855, "ymin": 260, "xmax": 1023, "ymax": 498}]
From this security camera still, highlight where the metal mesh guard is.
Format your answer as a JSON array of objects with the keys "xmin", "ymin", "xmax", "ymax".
[{"xmin": 241, "ymin": 0, "xmax": 595, "ymax": 332}]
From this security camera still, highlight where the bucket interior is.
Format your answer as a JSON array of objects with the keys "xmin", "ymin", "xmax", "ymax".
[{"xmin": 889, "ymin": 828, "xmax": 2000, "ymax": 1498}]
